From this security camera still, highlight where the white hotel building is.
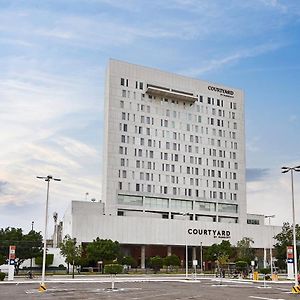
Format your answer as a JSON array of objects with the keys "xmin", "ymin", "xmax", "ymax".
[{"xmin": 63, "ymin": 59, "xmax": 280, "ymax": 267}]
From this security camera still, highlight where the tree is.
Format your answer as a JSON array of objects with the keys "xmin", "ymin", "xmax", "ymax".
[
  {"xmin": 59, "ymin": 235, "xmax": 82, "ymax": 278},
  {"xmin": 205, "ymin": 240, "xmax": 234, "ymax": 262},
  {"xmin": 0, "ymin": 227, "xmax": 43, "ymax": 274},
  {"xmin": 35, "ymin": 254, "xmax": 54, "ymax": 267},
  {"xmin": 236, "ymin": 237, "xmax": 255, "ymax": 263},
  {"xmin": 86, "ymin": 238, "xmax": 120, "ymax": 267},
  {"xmin": 120, "ymin": 256, "xmax": 137, "ymax": 268},
  {"xmin": 274, "ymin": 222, "xmax": 300, "ymax": 270},
  {"xmin": 164, "ymin": 254, "xmax": 180, "ymax": 271},
  {"xmin": 149, "ymin": 256, "xmax": 163, "ymax": 273}
]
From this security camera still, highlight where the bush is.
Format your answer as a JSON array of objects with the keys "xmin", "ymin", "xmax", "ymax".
[
  {"xmin": 0, "ymin": 272, "xmax": 6, "ymax": 281},
  {"xmin": 235, "ymin": 261, "xmax": 248, "ymax": 271},
  {"xmin": 120, "ymin": 256, "xmax": 137, "ymax": 268},
  {"xmin": 259, "ymin": 268, "xmax": 271, "ymax": 275},
  {"xmin": 149, "ymin": 256, "xmax": 163, "ymax": 273},
  {"xmin": 164, "ymin": 254, "xmax": 180, "ymax": 268},
  {"xmin": 104, "ymin": 264, "xmax": 123, "ymax": 275}
]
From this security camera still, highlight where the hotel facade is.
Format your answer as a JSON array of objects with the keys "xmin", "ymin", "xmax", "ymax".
[{"xmin": 63, "ymin": 60, "xmax": 280, "ymax": 267}]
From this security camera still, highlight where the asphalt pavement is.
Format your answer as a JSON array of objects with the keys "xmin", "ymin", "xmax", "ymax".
[{"xmin": 0, "ymin": 275, "xmax": 298, "ymax": 300}]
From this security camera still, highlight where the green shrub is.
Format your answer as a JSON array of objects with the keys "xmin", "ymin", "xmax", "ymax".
[
  {"xmin": 120, "ymin": 256, "xmax": 137, "ymax": 268},
  {"xmin": 235, "ymin": 261, "xmax": 248, "ymax": 270},
  {"xmin": 164, "ymin": 255, "xmax": 180, "ymax": 267},
  {"xmin": 149, "ymin": 256, "xmax": 163, "ymax": 273},
  {"xmin": 0, "ymin": 272, "xmax": 6, "ymax": 281},
  {"xmin": 104, "ymin": 264, "xmax": 123, "ymax": 275},
  {"xmin": 259, "ymin": 268, "xmax": 271, "ymax": 275}
]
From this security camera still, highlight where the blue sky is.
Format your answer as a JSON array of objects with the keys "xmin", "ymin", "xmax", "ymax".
[{"xmin": 0, "ymin": 0, "xmax": 299, "ymax": 234}]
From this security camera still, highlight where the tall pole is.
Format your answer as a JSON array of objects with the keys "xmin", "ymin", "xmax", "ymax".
[
  {"xmin": 37, "ymin": 175, "xmax": 61, "ymax": 290},
  {"xmin": 265, "ymin": 215, "xmax": 275, "ymax": 276},
  {"xmin": 41, "ymin": 179, "xmax": 50, "ymax": 287},
  {"xmin": 291, "ymin": 169, "xmax": 298, "ymax": 287},
  {"xmin": 200, "ymin": 241, "xmax": 203, "ymax": 273},
  {"xmin": 185, "ymin": 214, "xmax": 188, "ymax": 279},
  {"xmin": 30, "ymin": 221, "xmax": 34, "ymax": 273},
  {"xmin": 282, "ymin": 166, "xmax": 300, "ymax": 287}
]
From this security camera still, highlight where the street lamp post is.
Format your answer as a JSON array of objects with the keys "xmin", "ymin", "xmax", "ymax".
[
  {"xmin": 30, "ymin": 221, "xmax": 34, "ymax": 274},
  {"xmin": 37, "ymin": 175, "xmax": 61, "ymax": 289},
  {"xmin": 181, "ymin": 213, "xmax": 189, "ymax": 279},
  {"xmin": 265, "ymin": 215, "xmax": 275, "ymax": 276},
  {"xmin": 282, "ymin": 166, "xmax": 300, "ymax": 287},
  {"xmin": 200, "ymin": 241, "xmax": 203, "ymax": 273}
]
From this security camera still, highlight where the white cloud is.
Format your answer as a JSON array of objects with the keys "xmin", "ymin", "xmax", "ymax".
[
  {"xmin": 180, "ymin": 42, "xmax": 284, "ymax": 76},
  {"xmin": 247, "ymin": 168, "xmax": 300, "ymax": 226}
]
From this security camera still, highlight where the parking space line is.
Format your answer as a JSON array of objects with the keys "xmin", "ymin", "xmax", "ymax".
[{"xmin": 249, "ymin": 296, "xmax": 285, "ymax": 300}]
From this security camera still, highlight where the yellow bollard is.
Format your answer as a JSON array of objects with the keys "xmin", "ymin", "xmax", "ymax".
[
  {"xmin": 271, "ymin": 274, "xmax": 278, "ymax": 281},
  {"xmin": 292, "ymin": 285, "xmax": 300, "ymax": 294},
  {"xmin": 253, "ymin": 271, "xmax": 259, "ymax": 281},
  {"xmin": 38, "ymin": 284, "xmax": 47, "ymax": 292}
]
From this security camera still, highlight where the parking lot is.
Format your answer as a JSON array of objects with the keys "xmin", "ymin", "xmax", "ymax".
[{"xmin": 0, "ymin": 277, "xmax": 297, "ymax": 300}]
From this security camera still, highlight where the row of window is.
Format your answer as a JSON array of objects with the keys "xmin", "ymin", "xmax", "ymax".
[
  {"xmin": 117, "ymin": 194, "xmax": 238, "ymax": 213},
  {"xmin": 117, "ymin": 181, "xmax": 238, "ymax": 200},
  {"xmin": 121, "ymin": 111, "xmax": 238, "ymax": 138},
  {"xmin": 120, "ymin": 134, "xmax": 238, "ymax": 153},
  {"xmin": 118, "ymin": 169, "xmax": 238, "ymax": 191}
]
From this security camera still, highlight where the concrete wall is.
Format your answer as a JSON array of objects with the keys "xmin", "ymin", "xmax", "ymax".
[{"xmin": 65, "ymin": 201, "xmax": 281, "ymax": 249}]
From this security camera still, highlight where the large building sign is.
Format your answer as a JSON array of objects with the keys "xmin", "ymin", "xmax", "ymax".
[
  {"xmin": 208, "ymin": 85, "xmax": 234, "ymax": 98},
  {"xmin": 188, "ymin": 228, "xmax": 231, "ymax": 239}
]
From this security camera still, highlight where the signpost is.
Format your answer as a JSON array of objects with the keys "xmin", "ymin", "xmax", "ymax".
[
  {"xmin": 8, "ymin": 245, "xmax": 16, "ymax": 281},
  {"xmin": 192, "ymin": 260, "xmax": 198, "ymax": 280},
  {"xmin": 287, "ymin": 246, "xmax": 294, "ymax": 280}
]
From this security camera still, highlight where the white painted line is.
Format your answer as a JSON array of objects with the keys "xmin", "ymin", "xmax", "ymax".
[{"xmin": 249, "ymin": 296, "xmax": 285, "ymax": 300}]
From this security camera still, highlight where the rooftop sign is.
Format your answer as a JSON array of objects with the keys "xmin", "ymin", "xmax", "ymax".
[{"xmin": 208, "ymin": 85, "xmax": 234, "ymax": 98}]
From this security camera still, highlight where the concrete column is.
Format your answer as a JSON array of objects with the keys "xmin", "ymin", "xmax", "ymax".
[
  {"xmin": 167, "ymin": 246, "xmax": 172, "ymax": 256},
  {"xmin": 141, "ymin": 245, "xmax": 146, "ymax": 269},
  {"xmin": 192, "ymin": 246, "xmax": 197, "ymax": 261}
]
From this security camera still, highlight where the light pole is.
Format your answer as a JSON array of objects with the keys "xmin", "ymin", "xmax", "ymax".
[
  {"xmin": 265, "ymin": 215, "xmax": 275, "ymax": 276},
  {"xmin": 85, "ymin": 192, "xmax": 89, "ymax": 201},
  {"xmin": 200, "ymin": 241, "xmax": 203, "ymax": 273},
  {"xmin": 30, "ymin": 221, "xmax": 34, "ymax": 274},
  {"xmin": 37, "ymin": 175, "xmax": 61, "ymax": 289},
  {"xmin": 282, "ymin": 165, "xmax": 300, "ymax": 287},
  {"xmin": 181, "ymin": 213, "xmax": 189, "ymax": 279}
]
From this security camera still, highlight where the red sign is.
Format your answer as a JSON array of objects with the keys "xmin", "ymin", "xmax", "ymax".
[
  {"xmin": 287, "ymin": 246, "xmax": 293, "ymax": 259},
  {"xmin": 9, "ymin": 245, "xmax": 16, "ymax": 260}
]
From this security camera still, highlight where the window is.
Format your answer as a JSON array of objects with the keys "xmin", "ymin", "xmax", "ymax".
[
  {"xmin": 122, "ymin": 90, "xmax": 126, "ymax": 97},
  {"xmin": 117, "ymin": 210, "xmax": 124, "ymax": 216},
  {"xmin": 118, "ymin": 194, "xmax": 143, "ymax": 206},
  {"xmin": 120, "ymin": 158, "xmax": 125, "ymax": 166},
  {"xmin": 121, "ymin": 78, "xmax": 125, "ymax": 86},
  {"xmin": 247, "ymin": 219, "xmax": 260, "ymax": 225},
  {"xmin": 195, "ymin": 201, "xmax": 216, "ymax": 212},
  {"xmin": 218, "ymin": 204, "xmax": 238, "ymax": 213}
]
